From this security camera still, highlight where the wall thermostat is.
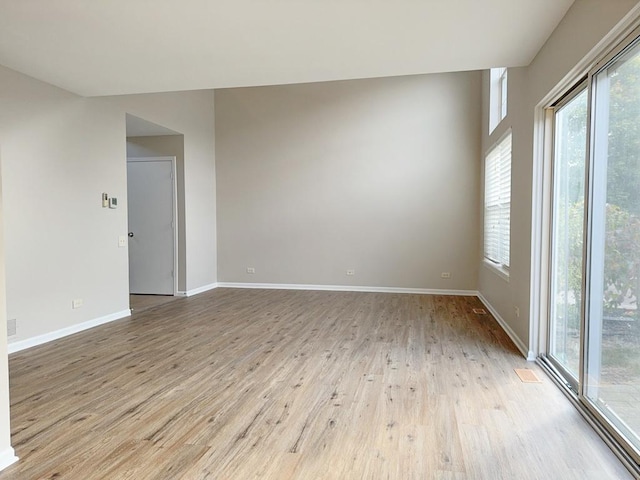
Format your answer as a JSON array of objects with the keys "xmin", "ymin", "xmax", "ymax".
[{"xmin": 108, "ymin": 197, "xmax": 118, "ymax": 209}]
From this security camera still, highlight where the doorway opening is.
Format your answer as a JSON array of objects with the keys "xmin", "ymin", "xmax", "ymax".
[{"xmin": 125, "ymin": 114, "xmax": 185, "ymax": 312}]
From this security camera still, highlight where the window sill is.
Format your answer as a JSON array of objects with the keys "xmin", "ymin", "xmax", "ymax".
[{"xmin": 483, "ymin": 259, "xmax": 510, "ymax": 282}]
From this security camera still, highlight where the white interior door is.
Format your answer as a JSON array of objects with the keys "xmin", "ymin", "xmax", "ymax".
[{"xmin": 127, "ymin": 158, "xmax": 176, "ymax": 295}]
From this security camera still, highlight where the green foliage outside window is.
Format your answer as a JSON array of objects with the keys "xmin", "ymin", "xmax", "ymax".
[{"xmin": 559, "ymin": 55, "xmax": 640, "ymax": 321}]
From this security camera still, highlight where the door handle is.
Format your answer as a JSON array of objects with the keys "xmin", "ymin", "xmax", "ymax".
[{"xmin": 128, "ymin": 232, "xmax": 134, "ymax": 238}]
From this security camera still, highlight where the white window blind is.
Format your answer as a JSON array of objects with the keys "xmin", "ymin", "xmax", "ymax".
[{"xmin": 484, "ymin": 133, "xmax": 511, "ymax": 269}]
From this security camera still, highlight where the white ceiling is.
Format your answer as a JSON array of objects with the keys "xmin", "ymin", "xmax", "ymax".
[{"xmin": 0, "ymin": 0, "xmax": 574, "ymax": 97}]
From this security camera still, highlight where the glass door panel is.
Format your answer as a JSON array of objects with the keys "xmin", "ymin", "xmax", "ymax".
[
  {"xmin": 549, "ymin": 88, "xmax": 588, "ymax": 382},
  {"xmin": 587, "ymin": 40, "xmax": 640, "ymax": 458}
]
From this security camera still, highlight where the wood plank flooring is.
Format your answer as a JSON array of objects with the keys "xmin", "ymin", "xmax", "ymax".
[
  {"xmin": 129, "ymin": 294, "xmax": 181, "ymax": 314},
  {"xmin": 0, "ymin": 289, "xmax": 633, "ymax": 479}
]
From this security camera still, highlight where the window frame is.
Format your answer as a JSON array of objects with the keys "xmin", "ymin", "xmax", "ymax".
[{"xmin": 545, "ymin": 79, "xmax": 589, "ymax": 392}]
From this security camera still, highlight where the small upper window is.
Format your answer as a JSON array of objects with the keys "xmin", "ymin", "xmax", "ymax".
[{"xmin": 490, "ymin": 67, "xmax": 508, "ymax": 133}]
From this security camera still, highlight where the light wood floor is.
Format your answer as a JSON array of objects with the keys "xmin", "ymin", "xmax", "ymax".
[
  {"xmin": 129, "ymin": 294, "xmax": 182, "ymax": 314},
  {"xmin": 1, "ymin": 289, "xmax": 632, "ymax": 479}
]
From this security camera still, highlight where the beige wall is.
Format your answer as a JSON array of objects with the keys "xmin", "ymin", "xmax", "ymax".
[
  {"xmin": 0, "ymin": 66, "xmax": 130, "ymax": 343},
  {"xmin": 126, "ymin": 135, "xmax": 187, "ymax": 292},
  {"xmin": 0, "ymin": 65, "xmax": 216, "ymax": 348},
  {"xmin": 478, "ymin": 0, "xmax": 640, "ymax": 356},
  {"xmin": 216, "ymin": 73, "xmax": 481, "ymax": 290},
  {"xmin": 0, "ymin": 164, "xmax": 17, "ymax": 470}
]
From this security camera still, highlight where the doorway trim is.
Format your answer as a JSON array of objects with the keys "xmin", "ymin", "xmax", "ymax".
[{"xmin": 126, "ymin": 156, "xmax": 179, "ymax": 296}]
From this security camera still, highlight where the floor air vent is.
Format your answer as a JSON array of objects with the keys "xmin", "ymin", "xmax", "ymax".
[{"xmin": 515, "ymin": 368, "xmax": 542, "ymax": 383}]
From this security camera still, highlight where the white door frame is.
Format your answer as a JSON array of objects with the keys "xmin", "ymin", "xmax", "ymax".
[{"xmin": 126, "ymin": 156, "xmax": 179, "ymax": 295}]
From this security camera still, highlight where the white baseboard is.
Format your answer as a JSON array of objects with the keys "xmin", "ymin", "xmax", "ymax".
[
  {"xmin": 217, "ymin": 282, "xmax": 478, "ymax": 297},
  {"xmin": 477, "ymin": 293, "xmax": 532, "ymax": 360},
  {"xmin": 8, "ymin": 309, "xmax": 131, "ymax": 354},
  {"xmin": 0, "ymin": 447, "xmax": 18, "ymax": 472},
  {"xmin": 176, "ymin": 282, "xmax": 218, "ymax": 297}
]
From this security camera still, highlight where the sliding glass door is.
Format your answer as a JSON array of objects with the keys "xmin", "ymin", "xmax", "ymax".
[
  {"xmin": 547, "ymin": 32, "xmax": 640, "ymax": 466},
  {"xmin": 586, "ymin": 39, "xmax": 640, "ymax": 457}
]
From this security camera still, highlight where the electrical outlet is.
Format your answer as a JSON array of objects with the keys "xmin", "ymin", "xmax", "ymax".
[
  {"xmin": 515, "ymin": 306, "xmax": 520, "ymax": 318},
  {"xmin": 346, "ymin": 269, "xmax": 355, "ymax": 276},
  {"xmin": 72, "ymin": 298, "xmax": 83, "ymax": 309},
  {"xmin": 7, "ymin": 319, "xmax": 16, "ymax": 337},
  {"xmin": 118, "ymin": 236, "xmax": 127, "ymax": 247},
  {"xmin": 246, "ymin": 267, "xmax": 256, "ymax": 274},
  {"xmin": 441, "ymin": 272, "xmax": 451, "ymax": 279}
]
